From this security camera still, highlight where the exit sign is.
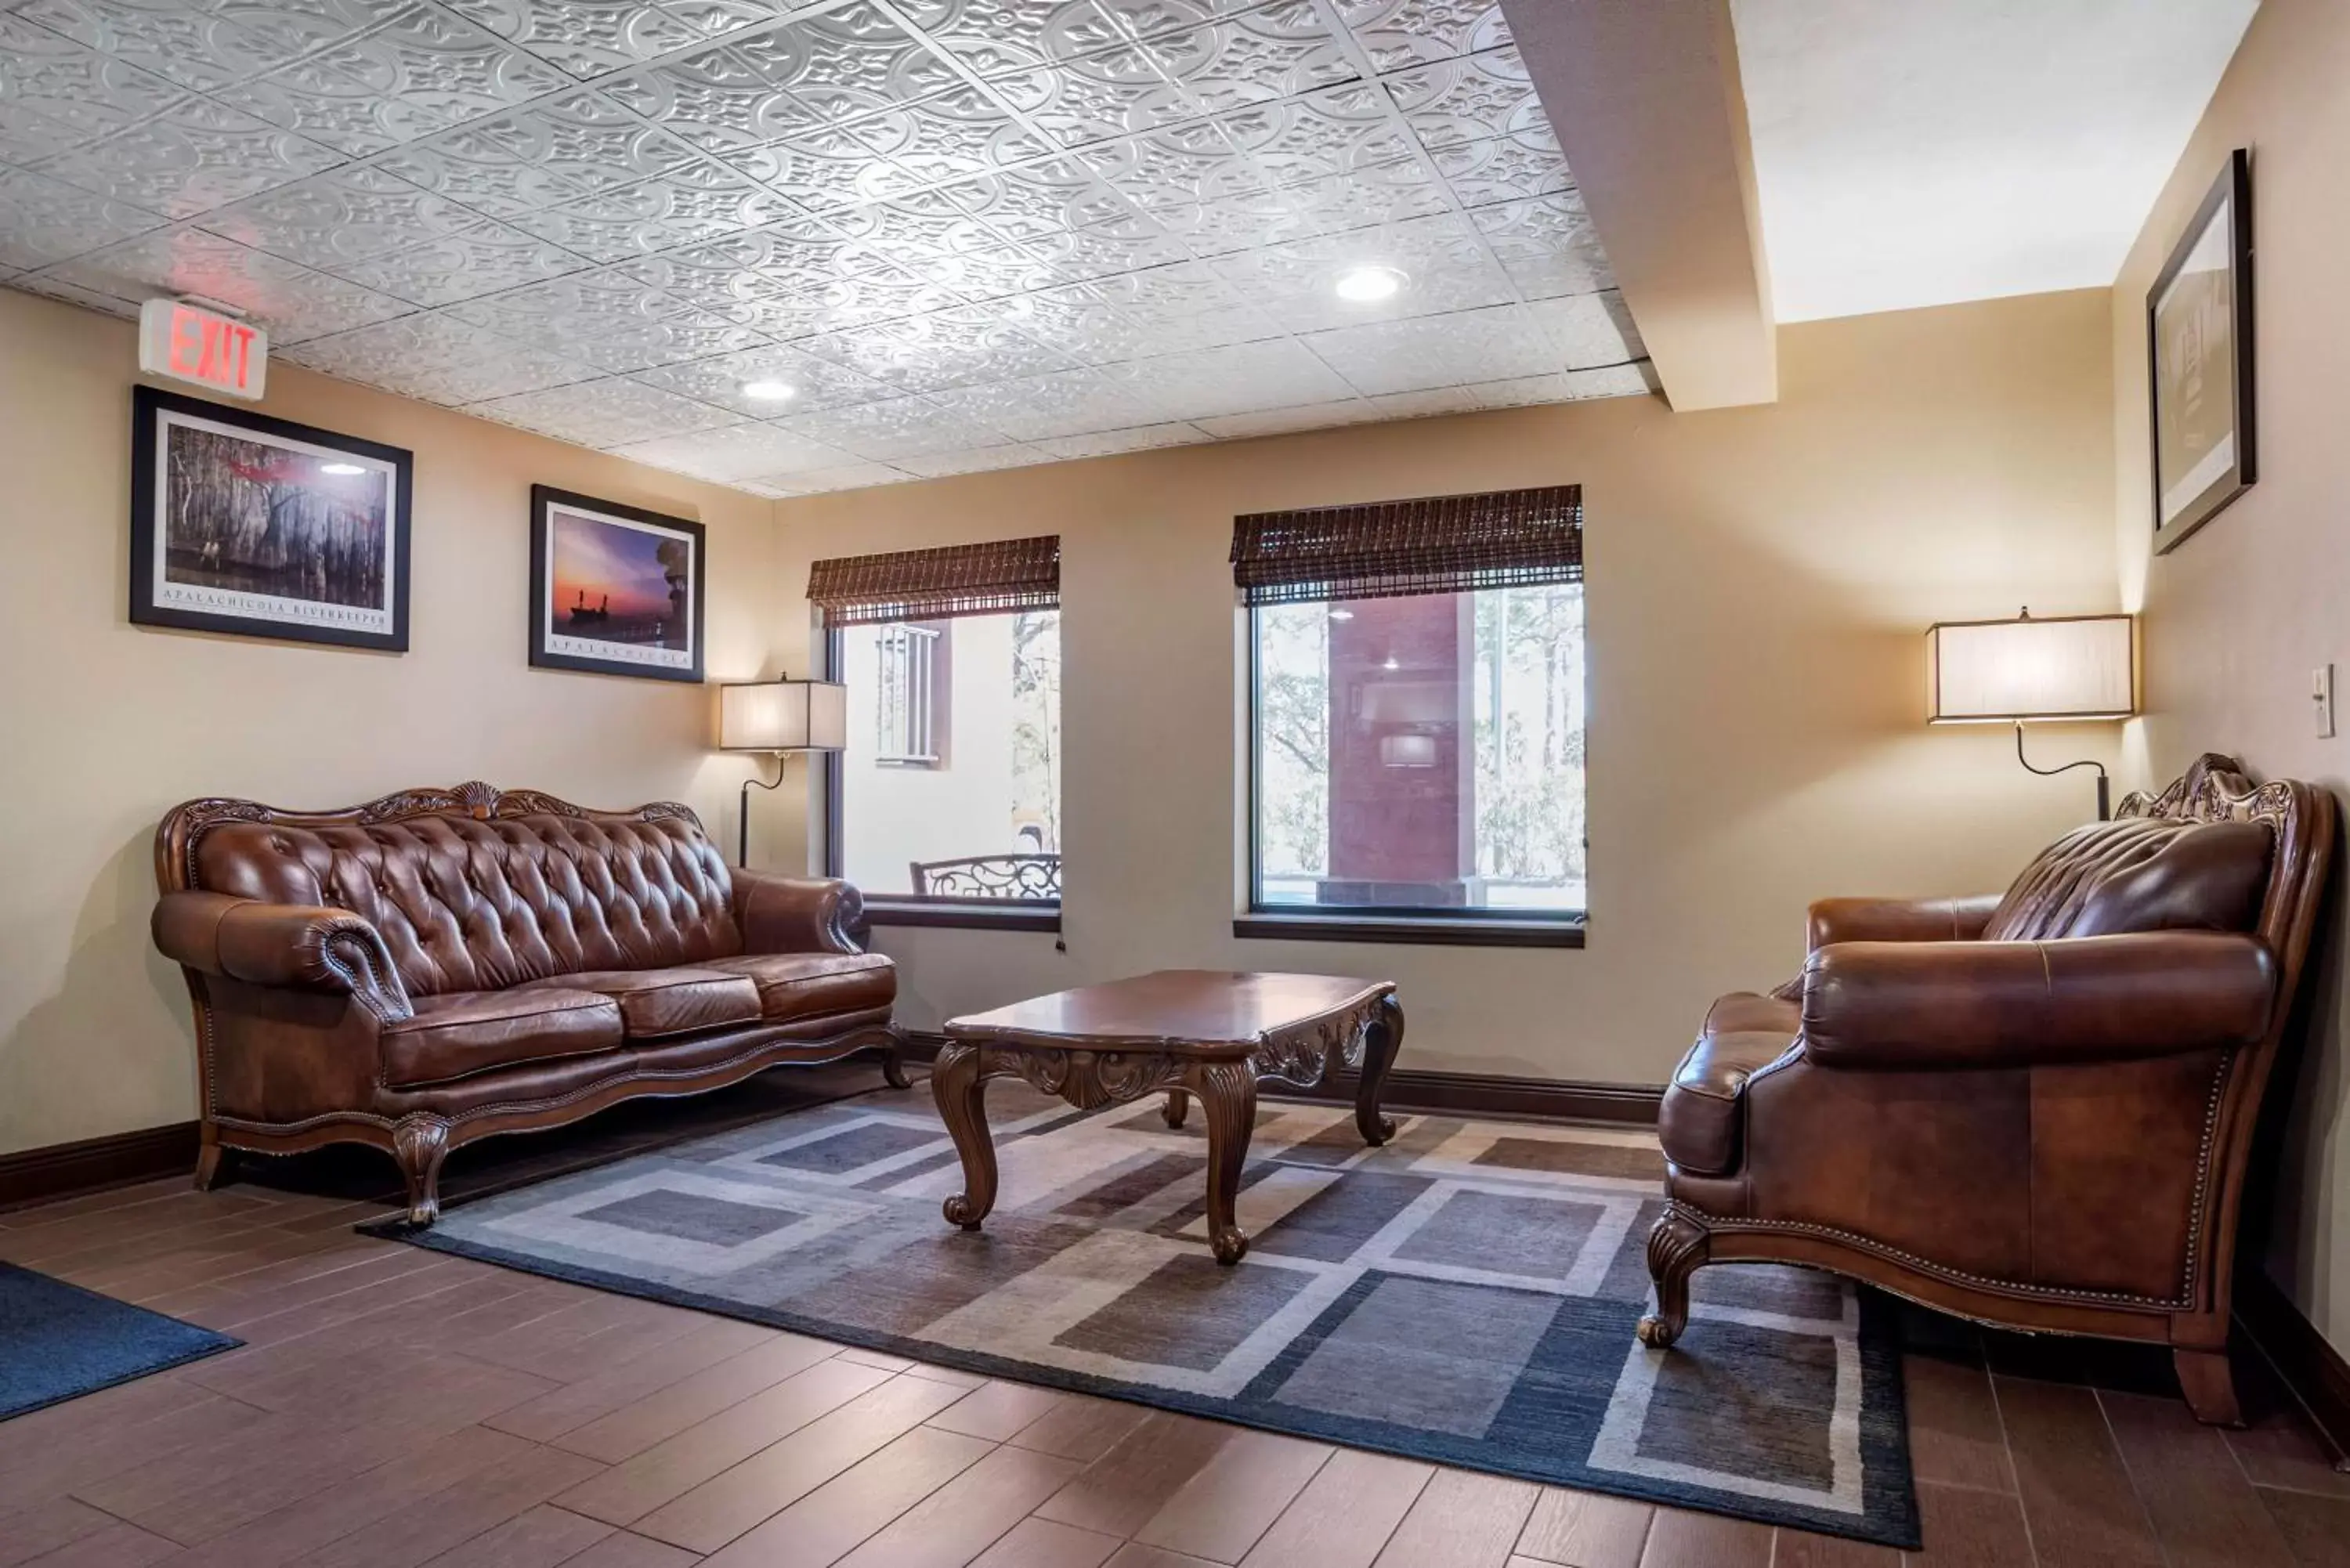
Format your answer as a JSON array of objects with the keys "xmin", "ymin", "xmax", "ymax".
[{"xmin": 139, "ymin": 298, "xmax": 268, "ymax": 400}]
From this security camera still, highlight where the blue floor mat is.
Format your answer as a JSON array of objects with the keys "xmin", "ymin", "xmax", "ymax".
[{"xmin": 0, "ymin": 1260, "xmax": 240, "ymax": 1422}]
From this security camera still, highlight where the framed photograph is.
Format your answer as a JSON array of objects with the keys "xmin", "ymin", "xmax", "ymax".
[
  {"xmin": 529, "ymin": 485, "xmax": 705, "ymax": 683},
  {"xmin": 2149, "ymin": 147, "xmax": 2254, "ymax": 555},
  {"xmin": 131, "ymin": 385, "xmax": 410, "ymax": 651}
]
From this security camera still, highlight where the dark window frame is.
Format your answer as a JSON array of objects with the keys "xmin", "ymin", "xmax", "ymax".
[
  {"xmin": 822, "ymin": 623, "xmax": 1062, "ymax": 934},
  {"xmin": 1239, "ymin": 594, "xmax": 1587, "ymax": 949}
]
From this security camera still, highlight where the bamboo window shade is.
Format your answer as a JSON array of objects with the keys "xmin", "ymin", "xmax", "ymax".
[
  {"xmin": 807, "ymin": 535, "xmax": 1060, "ymax": 625},
  {"xmin": 1230, "ymin": 485, "xmax": 1582, "ymax": 606}
]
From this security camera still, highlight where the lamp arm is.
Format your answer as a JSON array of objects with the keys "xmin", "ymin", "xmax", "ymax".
[
  {"xmin": 739, "ymin": 753, "xmax": 788, "ymax": 869},
  {"xmin": 2014, "ymin": 723, "xmax": 2112, "ymax": 820}
]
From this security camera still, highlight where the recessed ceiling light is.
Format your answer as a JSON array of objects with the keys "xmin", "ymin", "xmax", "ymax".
[
  {"xmin": 1327, "ymin": 608, "xmax": 1355, "ymax": 621},
  {"xmin": 1381, "ymin": 655, "xmax": 1401, "ymax": 671},
  {"xmin": 741, "ymin": 380, "xmax": 797, "ymax": 402},
  {"xmin": 317, "ymin": 461, "xmax": 364, "ymax": 475},
  {"xmin": 1335, "ymin": 266, "xmax": 1406, "ymax": 302}
]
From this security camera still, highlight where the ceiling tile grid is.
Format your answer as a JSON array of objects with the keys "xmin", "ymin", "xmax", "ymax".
[{"xmin": 1, "ymin": 0, "xmax": 1653, "ymax": 494}]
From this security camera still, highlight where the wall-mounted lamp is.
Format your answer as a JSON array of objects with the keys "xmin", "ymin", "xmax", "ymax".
[
  {"xmin": 1926, "ymin": 609, "xmax": 2136, "ymax": 819},
  {"xmin": 718, "ymin": 676, "xmax": 848, "ymax": 867}
]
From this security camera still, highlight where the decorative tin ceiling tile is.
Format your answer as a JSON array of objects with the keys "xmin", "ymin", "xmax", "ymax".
[
  {"xmin": 508, "ymin": 165, "xmax": 791, "ymax": 261},
  {"xmin": 1300, "ymin": 301, "xmax": 1562, "ymax": 396},
  {"xmin": 0, "ymin": 102, "xmax": 86, "ymax": 167},
  {"xmin": 1004, "ymin": 51, "xmax": 1196, "ymax": 149},
  {"xmin": 606, "ymin": 419, "xmax": 860, "ymax": 478},
  {"xmin": 1098, "ymin": 335, "xmax": 1354, "ymax": 421},
  {"xmin": 374, "ymin": 92, "xmax": 701, "ymax": 214},
  {"xmin": 1334, "ymin": 0, "xmax": 1508, "ymax": 74},
  {"xmin": 773, "ymin": 392, "xmax": 1011, "ymax": 458},
  {"xmin": 7, "ymin": 267, "xmax": 144, "ymax": 317},
  {"xmin": 887, "ymin": 0, "xmax": 1123, "ymax": 80},
  {"xmin": 31, "ymin": 96, "xmax": 342, "ymax": 218},
  {"xmin": 0, "ymin": 166, "xmax": 168, "ymax": 272},
  {"xmin": 469, "ymin": 375, "xmax": 738, "ymax": 446},
  {"xmin": 752, "ymin": 460, "xmax": 915, "ymax": 493},
  {"xmin": 330, "ymin": 219, "xmax": 590, "ymax": 304},
  {"xmin": 1564, "ymin": 359, "xmax": 1659, "ymax": 399},
  {"xmin": 928, "ymin": 362, "xmax": 1159, "ymax": 439},
  {"xmin": 1526, "ymin": 287, "xmax": 1645, "ymax": 368},
  {"xmin": 446, "ymin": 271, "xmax": 773, "ymax": 371},
  {"xmin": 1470, "ymin": 190, "xmax": 1611, "ymax": 299},
  {"xmin": 630, "ymin": 341, "xmax": 897, "ymax": 415},
  {"xmin": 794, "ymin": 303, "xmax": 1077, "ymax": 392},
  {"xmin": 0, "ymin": 13, "xmax": 183, "ymax": 139},
  {"xmin": 733, "ymin": 1, "xmax": 963, "ymax": 114},
  {"xmin": 1, "ymin": 0, "xmax": 1648, "ymax": 493},
  {"xmin": 1378, "ymin": 44, "xmax": 1539, "ymax": 151},
  {"xmin": 40, "ymin": 222, "xmax": 413, "ymax": 341},
  {"xmin": 1432, "ymin": 130, "xmax": 1571, "ymax": 206},
  {"xmin": 1143, "ymin": 0, "xmax": 1358, "ymax": 116},
  {"xmin": 892, "ymin": 443, "xmax": 1048, "ymax": 477},
  {"xmin": 1193, "ymin": 396, "xmax": 1383, "ymax": 439},
  {"xmin": 13, "ymin": 0, "xmax": 324, "ymax": 92},
  {"xmin": 1207, "ymin": 209, "xmax": 1515, "ymax": 330},
  {"xmin": 1032, "ymin": 419, "xmax": 1206, "ymax": 458}
]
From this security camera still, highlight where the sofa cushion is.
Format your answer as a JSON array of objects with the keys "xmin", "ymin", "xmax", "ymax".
[
  {"xmin": 701, "ymin": 952, "xmax": 895, "ymax": 1023},
  {"xmin": 1983, "ymin": 817, "xmax": 2272, "ymax": 942},
  {"xmin": 1658, "ymin": 992, "xmax": 1798, "ymax": 1177},
  {"xmin": 521, "ymin": 968, "xmax": 761, "ymax": 1040},
  {"xmin": 381, "ymin": 987, "xmax": 623, "ymax": 1089}
]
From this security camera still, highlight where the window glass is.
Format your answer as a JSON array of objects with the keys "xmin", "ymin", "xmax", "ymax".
[
  {"xmin": 839, "ymin": 609, "xmax": 1060, "ymax": 901},
  {"xmin": 1253, "ymin": 587, "xmax": 1584, "ymax": 914}
]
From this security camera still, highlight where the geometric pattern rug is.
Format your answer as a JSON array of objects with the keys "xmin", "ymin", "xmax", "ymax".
[{"xmin": 381, "ymin": 1082, "xmax": 1918, "ymax": 1547}]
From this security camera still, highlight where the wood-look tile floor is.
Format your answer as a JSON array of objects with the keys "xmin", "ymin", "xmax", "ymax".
[{"xmin": 4, "ymin": 1082, "xmax": 2346, "ymax": 1567}]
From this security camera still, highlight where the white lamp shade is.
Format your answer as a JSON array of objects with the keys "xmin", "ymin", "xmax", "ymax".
[
  {"xmin": 1926, "ymin": 614, "xmax": 2135, "ymax": 723},
  {"xmin": 719, "ymin": 679, "xmax": 848, "ymax": 751}
]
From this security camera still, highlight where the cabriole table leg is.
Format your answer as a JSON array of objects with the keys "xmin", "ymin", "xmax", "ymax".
[{"xmin": 932, "ymin": 1042, "xmax": 1000, "ymax": 1230}]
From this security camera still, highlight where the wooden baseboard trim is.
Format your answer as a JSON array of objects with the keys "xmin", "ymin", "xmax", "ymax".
[
  {"xmin": 900, "ymin": 1033, "xmax": 1662, "ymax": 1126},
  {"xmin": 2236, "ymin": 1266, "xmax": 2350, "ymax": 1467},
  {"xmin": 0, "ymin": 1121, "xmax": 200, "ymax": 1214}
]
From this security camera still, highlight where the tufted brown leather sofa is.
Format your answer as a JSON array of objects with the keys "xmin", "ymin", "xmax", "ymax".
[
  {"xmin": 1642, "ymin": 755, "xmax": 2334, "ymax": 1425},
  {"xmin": 152, "ymin": 782, "xmax": 905, "ymax": 1227}
]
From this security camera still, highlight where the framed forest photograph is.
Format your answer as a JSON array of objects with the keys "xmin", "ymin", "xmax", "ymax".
[
  {"xmin": 130, "ymin": 385, "xmax": 411, "ymax": 651},
  {"xmin": 529, "ymin": 485, "xmax": 705, "ymax": 683},
  {"xmin": 2149, "ymin": 147, "xmax": 2255, "ymax": 555}
]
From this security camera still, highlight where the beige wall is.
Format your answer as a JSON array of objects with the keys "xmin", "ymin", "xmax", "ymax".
[
  {"xmin": 0, "ymin": 283, "xmax": 2128, "ymax": 1196},
  {"xmin": 2111, "ymin": 0, "xmax": 2350, "ymax": 1355},
  {"xmin": 0, "ymin": 288, "xmax": 784, "ymax": 1156},
  {"xmin": 765, "ymin": 290, "xmax": 2120, "ymax": 1085}
]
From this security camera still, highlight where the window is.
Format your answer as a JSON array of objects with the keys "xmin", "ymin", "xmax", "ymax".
[
  {"xmin": 1236, "ymin": 487, "xmax": 1585, "ymax": 943},
  {"xmin": 808, "ymin": 537, "xmax": 1061, "ymax": 925},
  {"xmin": 874, "ymin": 621, "xmax": 947, "ymax": 765}
]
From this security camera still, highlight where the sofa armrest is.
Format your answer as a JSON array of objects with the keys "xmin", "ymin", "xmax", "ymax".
[
  {"xmin": 732, "ymin": 870, "xmax": 866, "ymax": 956},
  {"xmin": 1799, "ymin": 932, "xmax": 2275, "ymax": 1070},
  {"xmin": 153, "ymin": 891, "xmax": 412, "ymax": 1024},
  {"xmin": 1806, "ymin": 894, "xmax": 2003, "ymax": 950}
]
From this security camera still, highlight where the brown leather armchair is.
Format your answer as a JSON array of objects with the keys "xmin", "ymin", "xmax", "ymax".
[
  {"xmin": 153, "ymin": 782, "xmax": 906, "ymax": 1227},
  {"xmin": 1641, "ymin": 755, "xmax": 2334, "ymax": 1425}
]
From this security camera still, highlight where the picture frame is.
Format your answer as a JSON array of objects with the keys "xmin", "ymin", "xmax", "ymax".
[
  {"xmin": 130, "ymin": 385, "xmax": 411, "ymax": 651},
  {"xmin": 2148, "ymin": 147, "xmax": 2255, "ymax": 555},
  {"xmin": 529, "ymin": 485, "xmax": 705, "ymax": 684}
]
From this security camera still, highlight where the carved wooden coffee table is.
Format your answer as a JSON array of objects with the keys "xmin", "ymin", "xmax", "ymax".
[{"xmin": 932, "ymin": 970, "xmax": 1402, "ymax": 1265}]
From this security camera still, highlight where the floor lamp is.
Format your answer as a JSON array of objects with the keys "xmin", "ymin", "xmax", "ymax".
[
  {"xmin": 718, "ymin": 676, "xmax": 848, "ymax": 867},
  {"xmin": 1926, "ymin": 609, "xmax": 2137, "ymax": 819}
]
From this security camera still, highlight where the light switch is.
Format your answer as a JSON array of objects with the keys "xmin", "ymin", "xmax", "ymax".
[{"xmin": 2316, "ymin": 665, "xmax": 2336, "ymax": 739}]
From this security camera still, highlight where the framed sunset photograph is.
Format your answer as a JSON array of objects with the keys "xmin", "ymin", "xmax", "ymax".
[
  {"xmin": 529, "ymin": 486, "xmax": 705, "ymax": 683},
  {"xmin": 130, "ymin": 385, "xmax": 411, "ymax": 651}
]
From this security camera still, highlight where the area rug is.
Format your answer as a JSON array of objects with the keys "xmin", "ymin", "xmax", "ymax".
[
  {"xmin": 0, "ymin": 1261, "xmax": 240, "ymax": 1421},
  {"xmin": 379, "ymin": 1083, "xmax": 1918, "ymax": 1546}
]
